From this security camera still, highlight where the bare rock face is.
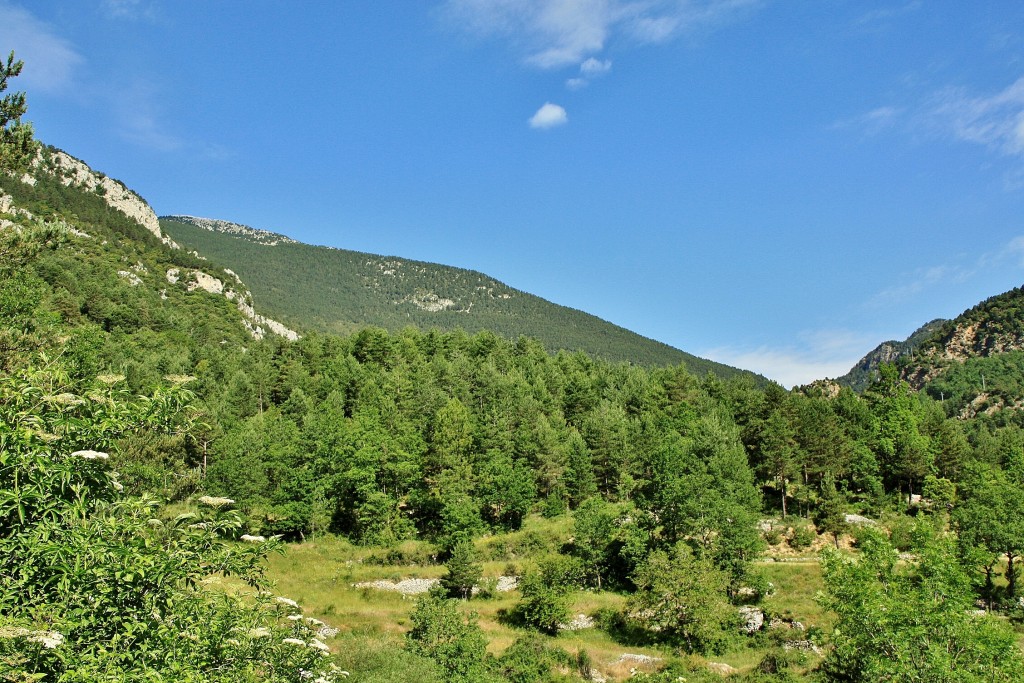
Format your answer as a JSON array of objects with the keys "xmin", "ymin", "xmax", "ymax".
[{"xmin": 45, "ymin": 151, "xmax": 163, "ymax": 241}]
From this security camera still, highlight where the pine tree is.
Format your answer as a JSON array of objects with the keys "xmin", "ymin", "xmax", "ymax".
[{"xmin": 0, "ymin": 51, "xmax": 37, "ymax": 174}]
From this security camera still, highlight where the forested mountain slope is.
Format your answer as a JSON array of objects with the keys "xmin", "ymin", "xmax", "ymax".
[{"xmin": 160, "ymin": 214, "xmax": 761, "ymax": 378}]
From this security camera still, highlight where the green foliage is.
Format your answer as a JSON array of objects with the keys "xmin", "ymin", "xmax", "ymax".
[
  {"xmin": 626, "ymin": 542, "xmax": 738, "ymax": 654},
  {"xmin": 511, "ymin": 556, "xmax": 584, "ymax": 636},
  {"xmin": 496, "ymin": 634, "xmax": 574, "ymax": 683},
  {"xmin": 440, "ymin": 540, "xmax": 483, "ymax": 600},
  {"xmin": 787, "ymin": 524, "xmax": 815, "ymax": 551},
  {"xmin": 0, "ymin": 367, "xmax": 341, "ymax": 682},
  {"xmin": 952, "ymin": 463, "xmax": 1024, "ymax": 604},
  {"xmin": 820, "ymin": 526, "xmax": 1024, "ymax": 681},
  {"xmin": 405, "ymin": 593, "xmax": 497, "ymax": 683},
  {"xmin": 0, "ymin": 51, "xmax": 37, "ymax": 174}
]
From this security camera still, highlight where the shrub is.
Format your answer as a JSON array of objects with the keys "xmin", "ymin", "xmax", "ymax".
[{"xmin": 788, "ymin": 524, "xmax": 815, "ymax": 551}]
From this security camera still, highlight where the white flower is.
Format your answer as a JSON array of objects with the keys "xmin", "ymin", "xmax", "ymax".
[
  {"xmin": 198, "ymin": 496, "xmax": 235, "ymax": 507},
  {"xmin": 240, "ymin": 534, "xmax": 266, "ymax": 543},
  {"xmin": 308, "ymin": 638, "xmax": 330, "ymax": 653},
  {"xmin": 247, "ymin": 627, "xmax": 271, "ymax": 639},
  {"xmin": 283, "ymin": 637, "xmax": 306, "ymax": 646},
  {"xmin": 0, "ymin": 628, "xmax": 63, "ymax": 649},
  {"xmin": 275, "ymin": 597, "xmax": 299, "ymax": 608},
  {"xmin": 96, "ymin": 374, "xmax": 125, "ymax": 384},
  {"xmin": 72, "ymin": 450, "xmax": 109, "ymax": 460},
  {"xmin": 287, "ymin": 614, "xmax": 303, "ymax": 621},
  {"xmin": 36, "ymin": 631, "xmax": 65, "ymax": 649},
  {"xmin": 112, "ymin": 481, "xmax": 124, "ymax": 492}
]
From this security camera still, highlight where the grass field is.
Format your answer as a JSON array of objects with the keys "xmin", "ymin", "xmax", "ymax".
[{"xmin": 256, "ymin": 515, "xmax": 834, "ymax": 681}]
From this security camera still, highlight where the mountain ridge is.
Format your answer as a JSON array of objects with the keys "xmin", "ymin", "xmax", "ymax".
[{"xmin": 160, "ymin": 214, "xmax": 765, "ymax": 378}]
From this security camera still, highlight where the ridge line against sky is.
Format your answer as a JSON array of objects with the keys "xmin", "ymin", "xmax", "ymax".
[{"xmin": 5, "ymin": 1, "xmax": 1024, "ymax": 386}]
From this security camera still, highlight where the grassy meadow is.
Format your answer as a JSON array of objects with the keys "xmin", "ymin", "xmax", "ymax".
[{"xmin": 254, "ymin": 514, "xmax": 832, "ymax": 681}]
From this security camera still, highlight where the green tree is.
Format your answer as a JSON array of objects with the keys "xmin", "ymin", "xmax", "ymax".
[
  {"xmin": 626, "ymin": 543, "xmax": 737, "ymax": 655},
  {"xmin": 952, "ymin": 463, "xmax": 1024, "ymax": 603},
  {"xmin": 440, "ymin": 540, "xmax": 483, "ymax": 600},
  {"xmin": 0, "ymin": 50, "xmax": 37, "ymax": 174},
  {"xmin": 814, "ymin": 476, "xmax": 848, "ymax": 549},
  {"xmin": 820, "ymin": 526, "xmax": 1024, "ymax": 681},
  {"xmin": 405, "ymin": 593, "xmax": 496, "ymax": 683},
  {"xmin": 0, "ymin": 367, "xmax": 339, "ymax": 682},
  {"xmin": 513, "ymin": 556, "xmax": 582, "ymax": 636}
]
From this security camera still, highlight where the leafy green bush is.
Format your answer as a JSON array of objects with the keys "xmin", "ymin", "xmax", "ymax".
[
  {"xmin": 788, "ymin": 524, "xmax": 815, "ymax": 551},
  {"xmin": 0, "ymin": 367, "xmax": 341, "ymax": 682}
]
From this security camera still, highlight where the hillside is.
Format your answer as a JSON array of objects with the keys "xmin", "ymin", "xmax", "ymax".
[
  {"xmin": 0, "ymin": 147, "xmax": 298, "ymax": 387},
  {"xmin": 835, "ymin": 319, "xmax": 946, "ymax": 391},
  {"xmin": 892, "ymin": 285, "xmax": 1024, "ymax": 418},
  {"xmin": 159, "ymin": 215, "xmax": 761, "ymax": 378}
]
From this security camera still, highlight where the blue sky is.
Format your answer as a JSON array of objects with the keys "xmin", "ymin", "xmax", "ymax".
[{"xmin": 5, "ymin": 1, "xmax": 1024, "ymax": 386}]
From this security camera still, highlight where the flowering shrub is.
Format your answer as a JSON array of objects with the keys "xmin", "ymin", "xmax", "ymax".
[{"xmin": 0, "ymin": 365, "xmax": 342, "ymax": 682}]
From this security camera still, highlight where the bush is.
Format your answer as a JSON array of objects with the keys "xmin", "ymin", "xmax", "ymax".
[
  {"xmin": 788, "ymin": 524, "xmax": 815, "ymax": 551},
  {"xmin": 512, "ymin": 571, "xmax": 572, "ymax": 636},
  {"xmin": 405, "ymin": 593, "xmax": 495, "ymax": 682},
  {"xmin": 0, "ymin": 368, "xmax": 341, "ymax": 682}
]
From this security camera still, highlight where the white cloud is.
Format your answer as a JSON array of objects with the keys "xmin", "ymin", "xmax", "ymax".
[
  {"xmin": 929, "ymin": 77, "xmax": 1024, "ymax": 158},
  {"xmin": 868, "ymin": 265, "xmax": 972, "ymax": 308},
  {"xmin": 445, "ymin": 0, "xmax": 759, "ymax": 69},
  {"xmin": 1002, "ymin": 235, "xmax": 1024, "ymax": 267},
  {"xmin": 580, "ymin": 57, "xmax": 612, "ymax": 75},
  {"xmin": 102, "ymin": 0, "xmax": 160, "ymax": 21},
  {"xmin": 0, "ymin": 2, "xmax": 82, "ymax": 93},
  {"xmin": 529, "ymin": 102, "xmax": 568, "ymax": 129},
  {"xmin": 566, "ymin": 56, "xmax": 611, "ymax": 89},
  {"xmin": 831, "ymin": 105, "xmax": 903, "ymax": 137},
  {"xmin": 703, "ymin": 329, "xmax": 876, "ymax": 388}
]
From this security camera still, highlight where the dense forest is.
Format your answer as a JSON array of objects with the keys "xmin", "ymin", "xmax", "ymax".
[{"xmin": 3, "ymin": 52, "xmax": 1024, "ymax": 681}]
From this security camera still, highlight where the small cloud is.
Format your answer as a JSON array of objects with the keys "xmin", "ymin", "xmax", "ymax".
[
  {"xmin": 869, "ymin": 265, "xmax": 972, "ymax": 308},
  {"xmin": 580, "ymin": 57, "xmax": 612, "ymax": 75},
  {"xmin": 529, "ymin": 102, "xmax": 568, "ymax": 129},
  {"xmin": 855, "ymin": 1, "xmax": 922, "ymax": 29},
  {"xmin": 566, "ymin": 56, "xmax": 611, "ymax": 90},
  {"xmin": 1005, "ymin": 236, "xmax": 1024, "ymax": 262},
  {"xmin": 0, "ymin": 2, "xmax": 83, "ymax": 93},
  {"xmin": 102, "ymin": 0, "xmax": 160, "ymax": 21},
  {"xmin": 831, "ymin": 105, "xmax": 903, "ymax": 137}
]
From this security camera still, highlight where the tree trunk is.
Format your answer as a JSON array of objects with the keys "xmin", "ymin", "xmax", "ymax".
[{"xmin": 1007, "ymin": 552, "xmax": 1017, "ymax": 598}]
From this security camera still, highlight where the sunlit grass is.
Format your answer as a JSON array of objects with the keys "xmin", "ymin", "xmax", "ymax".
[{"xmin": 252, "ymin": 516, "xmax": 836, "ymax": 681}]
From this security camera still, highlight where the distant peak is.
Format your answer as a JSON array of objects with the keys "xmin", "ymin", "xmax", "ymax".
[{"xmin": 161, "ymin": 215, "xmax": 296, "ymax": 246}]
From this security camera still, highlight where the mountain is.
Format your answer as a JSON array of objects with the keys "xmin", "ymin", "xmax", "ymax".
[
  {"xmin": 896, "ymin": 285, "xmax": 1024, "ymax": 417},
  {"xmin": 834, "ymin": 284, "xmax": 1024, "ymax": 418},
  {"xmin": 835, "ymin": 319, "xmax": 946, "ymax": 391},
  {"xmin": 0, "ymin": 147, "xmax": 298, "ymax": 386},
  {"xmin": 159, "ymin": 214, "xmax": 762, "ymax": 378}
]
